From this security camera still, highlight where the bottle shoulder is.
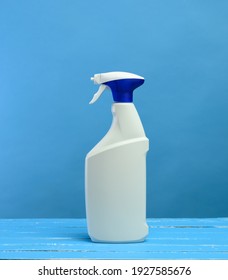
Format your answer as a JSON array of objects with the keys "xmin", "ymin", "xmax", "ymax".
[
  {"xmin": 86, "ymin": 137, "xmax": 149, "ymax": 159},
  {"xmin": 87, "ymin": 103, "xmax": 148, "ymax": 158}
]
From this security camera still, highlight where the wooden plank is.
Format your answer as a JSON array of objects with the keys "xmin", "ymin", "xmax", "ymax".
[
  {"xmin": 1, "ymin": 250, "xmax": 228, "ymax": 260},
  {"xmin": 0, "ymin": 218, "xmax": 227, "ymax": 260}
]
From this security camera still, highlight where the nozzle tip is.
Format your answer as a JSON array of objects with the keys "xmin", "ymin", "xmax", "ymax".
[{"xmin": 90, "ymin": 77, "xmax": 94, "ymax": 81}]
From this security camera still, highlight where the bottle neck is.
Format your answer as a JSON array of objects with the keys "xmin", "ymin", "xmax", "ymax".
[{"xmin": 111, "ymin": 103, "xmax": 146, "ymax": 138}]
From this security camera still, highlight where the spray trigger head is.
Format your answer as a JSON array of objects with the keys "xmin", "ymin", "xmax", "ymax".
[{"xmin": 89, "ymin": 72, "xmax": 144, "ymax": 104}]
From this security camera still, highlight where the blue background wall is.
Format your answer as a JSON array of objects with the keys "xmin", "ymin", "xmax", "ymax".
[{"xmin": 0, "ymin": 0, "xmax": 228, "ymax": 218}]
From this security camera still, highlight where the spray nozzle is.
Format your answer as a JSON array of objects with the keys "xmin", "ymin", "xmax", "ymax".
[{"xmin": 89, "ymin": 71, "xmax": 144, "ymax": 104}]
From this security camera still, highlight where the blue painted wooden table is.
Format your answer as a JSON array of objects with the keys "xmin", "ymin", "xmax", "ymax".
[{"xmin": 0, "ymin": 218, "xmax": 227, "ymax": 259}]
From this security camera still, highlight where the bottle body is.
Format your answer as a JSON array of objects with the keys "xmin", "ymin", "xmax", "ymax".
[{"xmin": 85, "ymin": 103, "xmax": 149, "ymax": 242}]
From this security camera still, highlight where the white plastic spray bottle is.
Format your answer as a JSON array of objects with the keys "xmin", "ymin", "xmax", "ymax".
[{"xmin": 85, "ymin": 71, "xmax": 149, "ymax": 243}]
